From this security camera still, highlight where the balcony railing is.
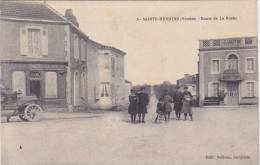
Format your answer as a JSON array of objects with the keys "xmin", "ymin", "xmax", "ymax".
[
  {"xmin": 220, "ymin": 60, "xmax": 242, "ymax": 81},
  {"xmin": 224, "ymin": 59, "xmax": 238, "ymax": 71},
  {"xmin": 199, "ymin": 37, "xmax": 257, "ymax": 50}
]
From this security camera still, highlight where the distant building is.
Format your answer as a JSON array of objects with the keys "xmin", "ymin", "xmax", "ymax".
[
  {"xmin": 0, "ymin": 1, "xmax": 128, "ymax": 111},
  {"xmin": 177, "ymin": 74, "xmax": 199, "ymax": 106},
  {"xmin": 124, "ymin": 80, "xmax": 132, "ymax": 105},
  {"xmin": 198, "ymin": 37, "xmax": 258, "ymax": 106},
  {"xmin": 86, "ymin": 40, "xmax": 126, "ymax": 109}
]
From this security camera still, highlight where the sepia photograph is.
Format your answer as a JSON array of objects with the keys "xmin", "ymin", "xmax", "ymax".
[{"xmin": 0, "ymin": 0, "xmax": 258, "ymax": 165}]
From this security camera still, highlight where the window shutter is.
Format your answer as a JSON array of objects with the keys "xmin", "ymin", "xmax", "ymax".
[
  {"xmin": 95, "ymin": 84, "xmax": 100, "ymax": 100},
  {"xmin": 42, "ymin": 28, "xmax": 48, "ymax": 56},
  {"xmin": 20, "ymin": 27, "xmax": 28, "ymax": 55},
  {"xmin": 254, "ymin": 82, "xmax": 258, "ymax": 97},
  {"xmin": 207, "ymin": 82, "xmax": 212, "ymax": 97},
  {"xmin": 240, "ymin": 81, "xmax": 246, "ymax": 97}
]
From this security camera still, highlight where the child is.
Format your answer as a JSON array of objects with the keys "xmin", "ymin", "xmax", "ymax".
[{"xmin": 155, "ymin": 98, "xmax": 167, "ymax": 123}]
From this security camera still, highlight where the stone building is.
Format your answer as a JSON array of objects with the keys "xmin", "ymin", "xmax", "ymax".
[
  {"xmin": 198, "ymin": 37, "xmax": 258, "ymax": 106},
  {"xmin": 0, "ymin": 1, "xmax": 128, "ymax": 111},
  {"xmin": 86, "ymin": 40, "xmax": 126, "ymax": 109}
]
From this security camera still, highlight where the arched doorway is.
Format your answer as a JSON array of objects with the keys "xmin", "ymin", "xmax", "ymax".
[{"xmin": 225, "ymin": 54, "xmax": 239, "ymax": 105}]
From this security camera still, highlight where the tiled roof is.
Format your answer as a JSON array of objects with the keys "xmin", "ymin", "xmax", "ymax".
[
  {"xmin": 0, "ymin": 1, "xmax": 126, "ymax": 56},
  {"xmin": 88, "ymin": 39, "xmax": 126, "ymax": 55},
  {"xmin": 0, "ymin": 1, "xmax": 64, "ymax": 21}
]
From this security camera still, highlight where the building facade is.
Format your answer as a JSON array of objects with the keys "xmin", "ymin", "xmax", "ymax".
[
  {"xmin": 198, "ymin": 37, "xmax": 258, "ymax": 106},
  {"xmin": 86, "ymin": 40, "xmax": 126, "ymax": 109},
  {"xmin": 0, "ymin": 1, "xmax": 128, "ymax": 111}
]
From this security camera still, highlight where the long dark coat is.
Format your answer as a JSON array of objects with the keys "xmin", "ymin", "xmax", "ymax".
[
  {"xmin": 128, "ymin": 94, "xmax": 139, "ymax": 114},
  {"xmin": 173, "ymin": 91, "xmax": 183, "ymax": 112},
  {"xmin": 138, "ymin": 92, "xmax": 149, "ymax": 114}
]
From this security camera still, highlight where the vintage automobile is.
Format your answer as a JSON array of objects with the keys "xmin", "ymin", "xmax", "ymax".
[{"xmin": 1, "ymin": 87, "xmax": 43, "ymax": 122}]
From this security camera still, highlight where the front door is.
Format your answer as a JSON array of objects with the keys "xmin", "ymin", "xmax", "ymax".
[
  {"xmin": 226, "ymin": 82, "xmax": 239, "ymax": 105},
  {"xmin": 30, "ymin": 80, "xmax": 41, "ymax": 98}
]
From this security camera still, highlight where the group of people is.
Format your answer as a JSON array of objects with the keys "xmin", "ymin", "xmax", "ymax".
[
  {"xmin": 128, "ymin": 86, "xmax": 193, "ymax": 124},
  {"xmin": 128, "ymin": 87, "xmax": 150, "ymax": 123},
  {"xmin": 155, "ymin": 86, "xmax": 193, "ymax": 122}
]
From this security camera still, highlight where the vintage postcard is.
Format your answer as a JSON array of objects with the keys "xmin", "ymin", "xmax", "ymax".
[{"xmin": 0, "ymin": 0, "xmax": 258, "ymax": 165}]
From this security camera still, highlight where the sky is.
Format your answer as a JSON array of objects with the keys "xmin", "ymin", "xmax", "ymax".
[{"xmin": 47, "ymin": 1, "xmax": 257, "ymax": 85}]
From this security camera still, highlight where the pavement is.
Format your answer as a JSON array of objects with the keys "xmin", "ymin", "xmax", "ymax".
[
  {"xmin": 1, "ymin": 109, "xmax": 106, "ymax": 123},
  {"xmin": 1, "ymin": 105, "xmax": 259, "ymax": 165}
]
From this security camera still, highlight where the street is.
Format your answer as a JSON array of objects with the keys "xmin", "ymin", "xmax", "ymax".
[{"xmin": 1, "ymin": 105, "xmax": 258, "ymax": 165}]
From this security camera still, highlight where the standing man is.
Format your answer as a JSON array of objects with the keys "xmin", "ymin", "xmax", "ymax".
[
  {"xmin": 163, "ymin": 90, "xmax": 173, "ymax": 120},
  {"xmin": 128, "ymin": 89, "xmax": 139, "ymax": 123},
  {"xmin": 173, "ymin": 86, "xmax": 183, "ymax": 120},
  {"xmin": 138, "ymin": 87, "xmax": 150, "ymax": 123}
]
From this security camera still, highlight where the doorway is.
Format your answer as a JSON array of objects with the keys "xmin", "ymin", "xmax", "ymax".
[
  {"xmin": 30, "ymin": 80, "xmax": 41, "ymax": 98},
  {"xmin": 226, "ymin": 82, "xmax": 239, "ymax": 105}
]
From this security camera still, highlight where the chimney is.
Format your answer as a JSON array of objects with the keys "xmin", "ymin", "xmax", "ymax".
[{"xmin": 65, "ymin": 9, "xmax": 79, "ymax": 27}]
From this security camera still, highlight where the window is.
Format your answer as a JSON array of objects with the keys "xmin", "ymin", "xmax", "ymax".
[
  {"xmin": 212, "ymin": 83, "xmax": 219, "ymax": 97},
  {"xmin": 118, "ymin": 59, "xmax": 124, "ymax": 78},
  {"xmin": 104, "ymin": 56, "xmax": 110, "ymax": 68},
  {"xmin": 208, "ymin": 82, "xmax": 219, "ymax": 97},
  {"xmin": 246, "ymin": 82, "xmax": 255, "ymax": 97},
  {"xmin": 74, "ymin": 34, "xmax": 79, "ymax": 59},
  {"xmin": 211, "ymin": 59, "xmax": 220, "ymax": 73},
  {"xmin": 81, "ymin": 72, "xmax": 86, "ymax": 98},
  {"xmin": 45, "ymin": 72, "xmax": 57, "ymax": 98},
  {"xmin": 74, "ymin": 71, "xmax": 80, "ymax": 105},
  {"xmin": 100, "ymin": 82, "xmax": 110, "ymax": 97},
  {"xmin": 246, "ymin": 58, "xmax": 255, "ymax": 73},
  {"xmin": 81, "ymin": 39, "xmax": 86, "ymax": 61},
  {"xmin": 28, "ymin": 29, "xmax": 41, "ymax": 56},
  {"xmin": 12, "ymin": 71, "xmax": 26, "ymax": 96},
  {"xmin": 20, "ymin": 26, "xmax": 48, "ymax": 57},
  {"xmin": 111, "ymin": 57, "xmax": 116, "ymax": 77}
]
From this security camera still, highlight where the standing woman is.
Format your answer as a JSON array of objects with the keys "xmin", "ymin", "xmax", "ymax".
[
  {"xmin": 163, "ymin": 90, "xmax": 173, "ymax": 120},
  {"xmin": 128, "ymin": 89, "xmax": 139, "ymax": 123},
  {"xmin": 182, "ymin": 86, "xmax": 193, "ymax": 121}
]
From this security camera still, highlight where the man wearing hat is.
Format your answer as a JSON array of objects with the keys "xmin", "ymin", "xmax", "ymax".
[
  {"xmin": 137, "ymin": 87, "xmax": 149, "ymax": 123},
  {"xmin": 173, "ymin": 86, "xmax": 183, "ymax": 120}
]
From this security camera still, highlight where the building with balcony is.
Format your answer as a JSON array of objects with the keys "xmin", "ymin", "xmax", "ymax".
[{"xmin": 198, "ymin": 37, "xmax": 258, "ymax": 106}]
